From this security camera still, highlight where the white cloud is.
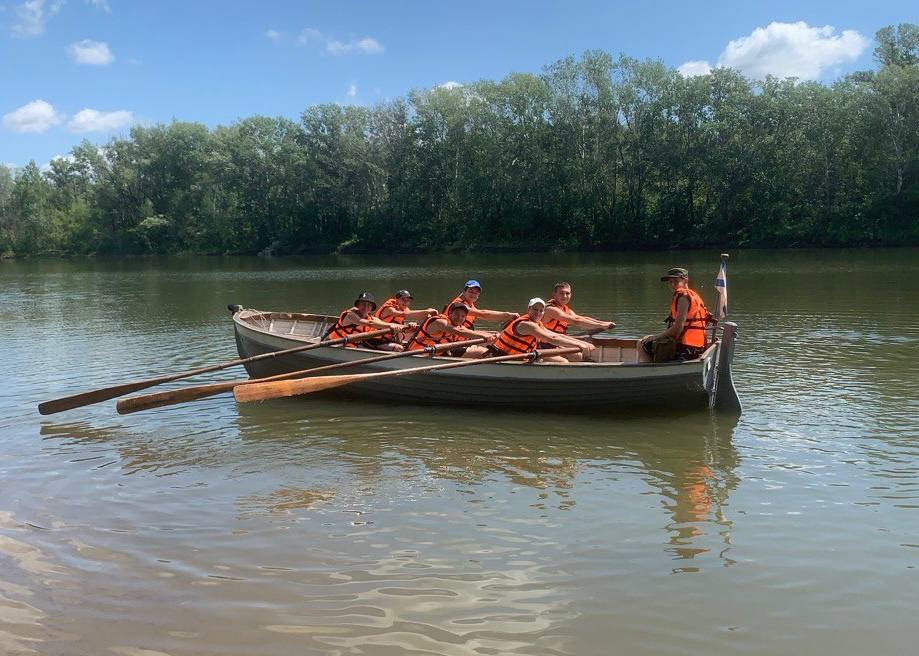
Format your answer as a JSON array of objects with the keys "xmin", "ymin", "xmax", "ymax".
[
  {"xmin": 326, "ymin": 36, "xmax": 383, "ymax": 56},
  {"xmin": 297, "ymin": 27, "xmax": 322, "ymax": 45},
  {"xmin": 41, "ymin": 153, "xmax": 74, "ymax": 172},
  {"xmin": 346, "ymin": 83, "xmax": 357, "ymax": 98},
  {"xmin": 68, "ymin": 108, "xmax": 134, "ymax": 133},
  {"xmin": 265, "ymin": 28, "xmax": 281, "ymax": 42},
  {"xmin": 2, "ymin": 99, "xmax": 63, "ymax": 133},
  {"xmin": 12, "ymin": 0, "xmax": 64, "ymax": 37},
  {"xmin": 439, "ymin": 81, "xmax": 463, "ymax": 89},
  {"xmin": 677, "ymin": 60, "xmax": 712, "ymax": 78},
  {"xmin": 86, "ymin": 0, "xmax": 110, "ymax": 12},
  {"xmin": 287, "ymin": 28, "xmax": 384, "ymax": 55},
  {"xmin": 716, "ymin": 21, "xmax": 868, "ymax": 80},
  {"xmin": 68, "ymin": 39, "xmax": 114, "ymax": 65}
]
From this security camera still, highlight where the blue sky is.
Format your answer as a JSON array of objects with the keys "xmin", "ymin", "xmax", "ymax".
[{"xmin": 1, "ymin": 0, "xmax": 915, "ymax": 168}]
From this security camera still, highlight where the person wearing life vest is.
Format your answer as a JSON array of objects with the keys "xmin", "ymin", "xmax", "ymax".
[
  {"xmin": 374, "ymin": 289, "xmax": 437, "ymax": 346},
  {"xmin": 540, "ymin": 282, "xmax": 617, "ymax": 350},
  {"xmin": 639, "ymin": 268, "xmax": 713, "ymax": 362},
  {"xmin": 443, "ymin": 279, "xmax": 518, "ymax": 331},
  {"xmin": 487, "ymin": 298, "xmax": 596, "ymax": 363},
  {"xmin": 408, "ymin": 302, "xmax": 495, "ymax": 357},
  {"xmin": 326, "ymin": 292, "xmax": 417, "ymax": 352}
]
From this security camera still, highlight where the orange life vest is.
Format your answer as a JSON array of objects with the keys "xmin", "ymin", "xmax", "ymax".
[
  {"xmin": 492, "ymin": 317, "xmax": 540, "ymax": 355},
  {"xmin": 443, "ymin": 295, "xmax": 476, "ymax": 329},
  {"xmin": 408, "ymin": 314, "xmax": 461, "ymax": 351},
  {"xmin": 326, "ymin": 308, "xmax": 374, "ymax": 347},
  {"xmin": 667, "ymin": 288, "xmax": 711, "ymax": 348},
  {"xmin": 543, "ymin": 299, "xmax": 573, "ymax": 334},
  {"xmin": 374, "ymin": 298, "xmax": 404, "ymax": 342}
]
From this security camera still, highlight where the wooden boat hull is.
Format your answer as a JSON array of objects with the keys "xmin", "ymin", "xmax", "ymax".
[{"xmin": 232, "ymin": 309, "xmax": 740, "ymax": 412}]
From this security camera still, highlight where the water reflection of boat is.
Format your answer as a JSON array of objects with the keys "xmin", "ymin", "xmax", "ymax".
[
  {"xmin": 232, "ymin": 309, "xmax": 741, "ymax": 413},
  {"xmin": 232, "ymin": 402, "xmax": 741, "ymax": 567}
]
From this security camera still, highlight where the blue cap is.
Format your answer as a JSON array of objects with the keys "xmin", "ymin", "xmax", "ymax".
[{"xmin": 464, "ymin": 279, "xmax": 481, "ymax": 289}]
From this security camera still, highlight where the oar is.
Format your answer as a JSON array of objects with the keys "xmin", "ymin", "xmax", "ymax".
[
  {"xmin": 234, "ymin": 346, "xmax": 582, "ymax": 403},
  {"xmin": 37, "ymin": 327, "xmax": 396, "ymax": 415},
  {"xmin": 115, "ymin": 338, "xmax": 488, "ymax": 415}
]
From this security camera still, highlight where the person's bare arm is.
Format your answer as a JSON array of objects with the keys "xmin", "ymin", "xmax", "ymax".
[
  {"xmin": 357, "ymin": 314, "xmax": 415, "ymax": 333},
  {"xmin": 470, "ymin": 307, "xmax": 519, "ymax": 322},
  {"xmin": 647, "ymin": 297, "xmax": 689, "ymax": 341},
  {"xmin": 568, "ymin": 311, "xmax": 615, "ymax": 330},
  {"xmin": 420, "ymin": 318, "xmax": 451, "ymax": 340},
  {"xmin": 518, "ymin": 322, "xmax": 594, "ymax": 352},
  {"xmin": 443, "ymin": 324, "xmax": 496, "ymax": 342},
  {"xmin": 378, "ymin": 307, "xmax": 429, "ymax": 323},
  {"xmin": 544, "ymin": 306, "xmax": 614, "ymax": 331},
  {"xmin": 403, "ymin": 308, "xmax": 438, "ymax": 320},
  {"xmin": 341, "ymin": 310, "xmax": 363, "ymax": 327}
]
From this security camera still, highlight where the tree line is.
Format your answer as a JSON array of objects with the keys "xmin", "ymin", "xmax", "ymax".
[{"xmin": 1, "ymin": 24, "xmax": 917, "ymax": 256}]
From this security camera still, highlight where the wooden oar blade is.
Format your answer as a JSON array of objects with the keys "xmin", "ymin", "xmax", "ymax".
[
  {"xmin": 234, "ymin": 373, "xmax": 363, "ymax": 403},
  {"xmin": 38, "ymin": 380, "xmax": 166, "ymax": 415},
  {"xmin": 116, "ymin": 381, "xmax": 236, "ymax": 415}
]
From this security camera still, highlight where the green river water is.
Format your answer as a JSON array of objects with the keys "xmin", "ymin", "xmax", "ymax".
[{"xmin": 0, "ymin": 249, "xmax": 917, "ymax": 655}]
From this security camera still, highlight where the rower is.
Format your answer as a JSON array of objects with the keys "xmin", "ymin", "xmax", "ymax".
[
  {"xmin": 443, "ymin": 279, "xmax": 518, "ymax": 330},
  {"xmin": 639, "ymin": 268, "xmax": 713, "ymax": 362},
  {"xmin": 326, "ymin": 292, "xmax": 416, "ymax": 351},
  {"xmin": 374, "ymin": 289, "xmax": 437, "ymax": 347},
  {"xmin": 408, "ymin": 302, "xmax": 495, "ymax": 357},
  {"xmin": 541, "ymin": 282, "xmax": 616, "ymax": 354},
  {"xmin": 487, "ymin": 298, "xmax": 595, "ymax": 363}
]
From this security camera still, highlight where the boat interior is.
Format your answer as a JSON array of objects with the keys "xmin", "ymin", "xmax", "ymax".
[{"xmin": 237, "ymin": 310, "xmax": 652, "ymax": 364}]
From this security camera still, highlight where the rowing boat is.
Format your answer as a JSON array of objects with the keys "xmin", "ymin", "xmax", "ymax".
[{"xmin": 231, "ymin": 307, "xmax": 741, "ymax": 413}]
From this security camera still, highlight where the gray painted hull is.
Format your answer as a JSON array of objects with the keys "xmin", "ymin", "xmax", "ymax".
[{"xmin": 233, "ymin": 311, "xmax": 723, "ymax": 411}]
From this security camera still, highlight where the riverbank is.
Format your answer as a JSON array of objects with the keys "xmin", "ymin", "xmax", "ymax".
[{"xmin": 3, "ymin": 238, "xmax": 918, "ymax": 260}]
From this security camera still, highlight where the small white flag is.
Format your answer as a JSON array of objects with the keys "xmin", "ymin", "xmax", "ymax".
[{"xmin": 714, "ymin": 259, "xmax": 727, "ymax": 321}]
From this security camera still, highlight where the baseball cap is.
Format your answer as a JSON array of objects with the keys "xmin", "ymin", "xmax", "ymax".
[
  {"xmin": 660, "ymin": 267, "xmax": 689, "ymax": 281},
  {"xmin": 528, "ymin": 297, "xmax": 547, "ymax": 308},
  {"xmin": 464, "ymin": 279, "xmax": 482, "ymax": 290}
]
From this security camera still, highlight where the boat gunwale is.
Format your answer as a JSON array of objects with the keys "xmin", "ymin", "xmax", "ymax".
[{"xmin": 233, "ymin": 308, "xmax": 717, "ymax": 369}]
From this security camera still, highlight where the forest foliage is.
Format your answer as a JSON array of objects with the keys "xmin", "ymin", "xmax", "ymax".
[{"xmin": 1, "ymin": 24, "xmax": 917, "ymax": 256}]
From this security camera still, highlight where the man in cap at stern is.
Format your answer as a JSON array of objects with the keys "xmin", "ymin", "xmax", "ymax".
[{"xmin": 639, "ymin": 268, "xmax": 713, "ymax": 362}]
